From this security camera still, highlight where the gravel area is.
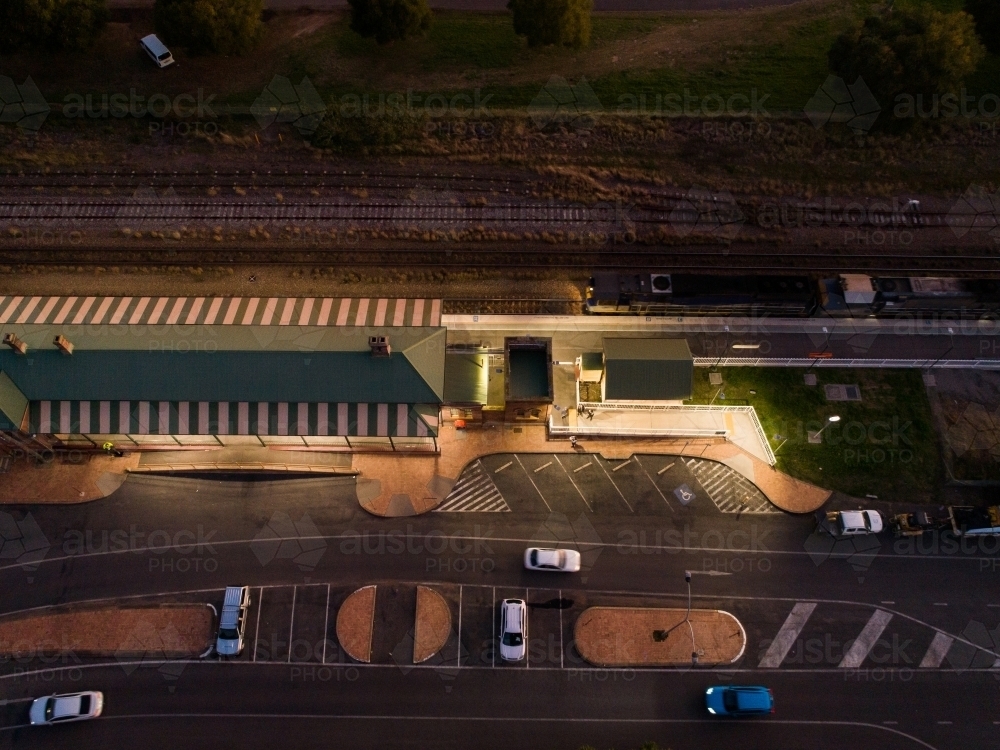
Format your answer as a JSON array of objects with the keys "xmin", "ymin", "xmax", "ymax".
[
  {"xmin": 336, "ymin": 585, "xmax": 376, "ymax": 663},
  {"xmin": 413, "ymin": 586, "xmax": 452, "ymax": 664},
  {"xmin": 0, "ymin": 605, "xmax": 214, "ymax": 658}
]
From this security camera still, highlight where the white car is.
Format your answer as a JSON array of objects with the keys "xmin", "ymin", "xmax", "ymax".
[
  {"xmin": 139, "ymin": 34, "xmax": 175, "ymax": 68},
  {"xmin": 524, "ymin": 547, "xmax": 582, "ymax": 572},
  {"xmin": 499, "ymin": 599, "xmax": 527, "ymax": 662},
  {"xmin": 836, "ymin": 510, "xmax": 884, "ymax": 536},
  {"xmin": 29, "ymin": 692, "xmax": 104, "ymax": 726}
]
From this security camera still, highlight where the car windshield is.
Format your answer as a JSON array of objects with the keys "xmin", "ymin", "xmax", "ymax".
[
  {"xmin": 530, "ymin": 550, "xmax": 538, "ymax": 566},
  {"xmin": 219, "ymin": 628, "xmax": 239, "ymax": 639},
  {"xmin": 78, "ymin": 695, "xmax": 90, "ymax": 714},
  {"xmin": 157, "ymin": 52, "xmax": 170, "ymax": 60},
  {"xmin": 502, "ymin": 632, "xmax": 523, "ymax": 647},
  {"xmin": 723, "ymin": 691, "xmax": 739, "ymax": 712},
  {"xmin": 44, "ymin": 698, "xmax": 55, "ymax": 721}
]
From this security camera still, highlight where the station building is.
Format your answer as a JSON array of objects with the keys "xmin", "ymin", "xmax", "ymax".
[{"xmin": 0, "ymin": 295, "xmax": 444, "ymax": 455}]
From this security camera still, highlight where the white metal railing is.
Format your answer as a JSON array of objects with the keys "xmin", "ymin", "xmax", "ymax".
[
  {"xmin": 557, "ymin": 401, "xmax": 777, "ymax": 466},
  {"xmin": 693, "ymin": 357, "xmax": 1000, "ymax": 369},
  {"xmin": 548, "ymin": 420, "xmax": 727, "ymax": 439}
]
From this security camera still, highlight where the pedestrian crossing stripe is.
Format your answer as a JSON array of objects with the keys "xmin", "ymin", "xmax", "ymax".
[
  {"xmin": 683, "ymin": 458, "xmax": 777, "ymax": 514},
  {"xmin": 435, "ymin": 460, "xmax": 510, "ymax": 512}
]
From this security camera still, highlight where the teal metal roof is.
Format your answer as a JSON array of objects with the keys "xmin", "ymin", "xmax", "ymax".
[
  {"xmin": 603, "ymin": 337, "xmax": 693, "ymax": 400},
  {"xmin": 0, "ymin": 325, "xmax": 446, "ymax": 405}
]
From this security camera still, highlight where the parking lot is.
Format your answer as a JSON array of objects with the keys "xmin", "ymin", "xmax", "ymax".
[{"xmin": 435, "ymin": 453, "xmax": 777, "ymax": 516}]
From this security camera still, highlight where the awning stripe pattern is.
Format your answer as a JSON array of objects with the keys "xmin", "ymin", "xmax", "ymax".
[
  {"xmin": 30, "ymin": 401, "xmax": 436, "ymax": 437},
  {"xmin": 0, "ymin": 296, "xmax": 441, "ymax": 328}
]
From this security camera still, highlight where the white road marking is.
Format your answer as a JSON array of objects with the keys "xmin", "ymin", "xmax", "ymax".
[
  {"xmin": 573, "ymin": 461, "xmax": 592, "ymax": 473},
  {"xmin": 759, "ymin": 602, "xmax": 817, "ymax": 668},
  {"xmin": 252, "ymin": 587, "xmax": 264, "ymax": 662},
  {"xmin": 287, "ymin": 586, "xmax": 298, "ymax": 663},
  {"xmin": 594, "ymin": 458, "xmax": 633, "ymax": 513},
  {"xmin": 558, "ymin": 589, "xmax": 564, "ymax": 670},
  {"xmin": 919, "ymin": 633, "xmax": 954, "ymax": 669},
  {"xmin": 932, "ymin": 603, "xmax": 948, "ymax": 607},
  {"xmin": 839, "ymin": 610, "xmax": 893, "ymax": 668},
  {"xmin": 533, "ymin": 461, "xmax": 553, "ymax": 473},
  {"xmin": 457, "ymin": 586, "xmax": 463, "ymax": 666},
  {"xmin": 322, "ymin": 584, "xmax": 331, "ymax": 665},
  {"xmin": 554, "ymin": 454, "xmax": 592, "ymax": 512},
  {"xmin": 495, "ymin": 462, "xmax": 512, "ymax": 473},
  {"xmin": 657, "ymin": 462, "xmax": 675, "ymax": 475},
  {"xmin": 491, "ymin": 587, "xmax": 496, "ymax": 668},
  {"xmin": 612, "ymin": 459, "xmax": 632, "ymax": 472},
  {"xmin": 514, "ymin": 455, "xmax": 552, "ymax": 512},
  {"xmin": 635, "ymin": 457, "xmax": 673, "ymax": 511}
]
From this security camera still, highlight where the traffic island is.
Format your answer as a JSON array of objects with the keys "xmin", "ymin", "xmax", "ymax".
[
  {"xmin": 574, "ymin": 607, "xmax": 746, "ymax": 667},
  {"xmin": 0, "ymin": 604, "xmax": 213, "ymax": 657},
  {"xmin": 413, "ymin": 585, "xmax": 452, "ymax": 664},
  {"xmin": 337, "ymin": 585, "xmax": 376, "ymax": 663}
]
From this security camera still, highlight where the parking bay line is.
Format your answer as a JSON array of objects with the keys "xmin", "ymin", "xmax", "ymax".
[
  {"xmin": 657, "ymin": 462, "xmax": 675, "ymax": 476},
  {"xmin": 758, "ymin": 602, "xmax": 818, "ymax": 668},
  {"xmin": 495, "ymin": 461, "xmax": 513, "ymax": 473},
  {"xmin": 554, "ymin": 454, "xmax": 592, "ymax": 512},
  {"xmin": 514, "ymin": 454, "xmax": 552, "ymax": 512},
  {"xmin": 573, "ymin": 461, "xmax": 592, "ymax": 473},
  {"xmin": 595, "ymin": 458, "xmax": 633, "ymax": 513},
  {"xmin": 287, "ymin": 586, "xmax": 297, "ymax": 664},
  {"xmin": 457, "ymin": 585, "xmax": 463, "ymax": 667},
  {"xmin": 322, "ymin": 584, "xmax": 331, "ymax": 665},
  {"xmin": 919, "ymin": 632, "xmax": 954, "ymax": 669},
  {"xmin": 252, "ymin": 587, "xmax": 264, "ymax": 663},
  {"xmin": 839, "ymin": 610, "xmax": 894, "ymax": 669},
  {"xmin": 612, "ymin": 459, "xmax": 632, "ymax": 472},
  {"xmin": 635, "ymin": 456, "xmax": 674, "ymax": 512},
  {"xmin": 534, "ymin": 461, "xmax": 553, "ymax": 473}
]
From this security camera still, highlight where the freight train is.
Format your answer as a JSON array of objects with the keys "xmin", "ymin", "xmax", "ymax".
[{"xmin": 586, "ymin": 272, "xmax": 1000, "ymax": 319}]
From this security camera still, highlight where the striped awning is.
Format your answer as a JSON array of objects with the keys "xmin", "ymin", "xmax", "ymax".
[
  {"xmin": 30, "ymin": 401, "xmax": 439, "ymax": 437},
  {"xmin": 0, "ymin": 296, "xmax": 441, "ymax": 328}
]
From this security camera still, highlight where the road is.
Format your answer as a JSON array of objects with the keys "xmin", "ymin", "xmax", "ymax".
[{"xmin": 0, "ymin": 471, "xmax": 998, "ymax": 749}]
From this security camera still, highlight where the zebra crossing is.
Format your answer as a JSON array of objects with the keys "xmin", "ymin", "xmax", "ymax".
[
  {"xmin": 757, "ymin": 601, "xmax": 999, "ymax": 671},
  {"xmin": 683, "ymin": 458, "xmax": 777, "ymax": 513},
  {"xmin": 434, "ymin": 460, "xmax": 510, "ymax": 513}
]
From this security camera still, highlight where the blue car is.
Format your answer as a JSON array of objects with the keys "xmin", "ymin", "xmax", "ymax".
[{"xmin": 705, "ymin": 685, "xmax": 774, "ymax": 716}]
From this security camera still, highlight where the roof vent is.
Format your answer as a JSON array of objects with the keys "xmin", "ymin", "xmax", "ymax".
[
  {"xmin": 3, "ymin": 333, "xmax": 27, "ymax": 355},
  {"xmin": 53, "ymin": 335, "xmax": 74, "ymax": 355},
  {"xmin": 368, "ymin": 335, "xmax": 391, "ymax": 357}
]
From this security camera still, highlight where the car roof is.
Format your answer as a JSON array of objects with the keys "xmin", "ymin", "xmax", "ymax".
[
  {"xmin": 52, "ymin": 696, "xmax": 83, "ymax": 717},
  {"xmin": 731, "ymin": 687, "xmax": 771, "ymax": 710},
  {"xmin": 503, "ymin": 600, "xmax": 524, "ymax": 630},
  {"xmin": 840, "ymin": 510, "xmax": 866, "ymax": 526},
  {"xmin": 140, "ymin": 34, "xmax": 170, "ymax": 54},
  {"xmin": 535, "ymin": 549, "xmax": 560, "ymax": 564}
]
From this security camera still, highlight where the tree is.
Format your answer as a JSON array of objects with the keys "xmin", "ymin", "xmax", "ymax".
[
  {"xmin": 154, "ymin": 0, "xmax": 264, "ymax": 56},
  {"xmin": 508, "ymin": 0, "xmax": 591, "ymax": 49},
  {"xmin": 965, "ymin": 0, "xmax": 1000, "ymax": 53},
  {"xmin": 347, "ymin": 0, "xmax": 431, "ymax": 45},
  {"xmin": 828, "ymin": 4, "xmax": 985, "ymax": 126},
  {"xmin": 0, "ymin": 0, "xmax": 108, "ymax": 52}
]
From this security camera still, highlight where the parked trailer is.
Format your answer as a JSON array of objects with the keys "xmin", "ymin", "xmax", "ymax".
[{"xmin": 891, "ymin": 506, "xmax": 1000, "ymax": 537}]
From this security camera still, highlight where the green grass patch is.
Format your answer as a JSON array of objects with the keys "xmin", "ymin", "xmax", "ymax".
[{"xmin": 688, "ymin": 368, "xmax": 942, "ymax": 502}]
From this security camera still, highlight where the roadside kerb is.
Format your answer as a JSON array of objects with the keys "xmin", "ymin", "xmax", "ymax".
[{"xmin": 574, "ymin": 606, "xmax": 746, "ymax": 667}]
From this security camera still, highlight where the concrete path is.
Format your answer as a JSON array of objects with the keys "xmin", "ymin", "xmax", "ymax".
[{"xmin": 111, "ymin": 0, "xmax": 800, "ymax": 11}]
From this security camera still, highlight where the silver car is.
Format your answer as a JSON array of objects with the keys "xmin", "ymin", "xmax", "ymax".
[
  {"xmin": 216, "ymin": 585, "xmax": 251, "ymax": 656},
  {"xmin": 499, "ymin": 599, "xmax": 527, "ymax": 662},
  {"xmin": 523, "ymin": 547, "xmax": 582, "ymax": 572},
  {"xmin": 29, "ymin": 692, "xmax": 103, "ymax": 725}
]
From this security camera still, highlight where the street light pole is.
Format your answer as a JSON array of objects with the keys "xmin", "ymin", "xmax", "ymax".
[{"xmin": 814, "ymin": 415, "xmax": 841, "ymax": 440}]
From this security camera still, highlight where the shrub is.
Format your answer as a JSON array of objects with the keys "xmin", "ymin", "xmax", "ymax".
[
  {"xmin": 965, "ymin": 0, "xmax": 999, "ymax": 53},
  {"xmin": 508, "ymin": 0, "xmax": 591, "ymax": 48},
  {"xmin": 154, "ymin": 0, "xmax": 264, "ymax": 56},
  {"xmin": 347, "ymin": 0, "xmax": 432, "ymax": 44},
  {"xmin": 828, "ymin": 4, "xmax": 985, "ymax": 127},
  {"xmin": 0, "ymin": 0, "xmax": 108, "ymax": 52}
]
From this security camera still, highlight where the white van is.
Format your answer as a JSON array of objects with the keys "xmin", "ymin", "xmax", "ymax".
[{"xmin": 140, "ymin": 34, "xmax": 175, "ymax": 69}]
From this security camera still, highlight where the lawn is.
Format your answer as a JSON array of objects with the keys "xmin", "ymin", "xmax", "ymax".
[{"xmin": 687, "ymin": 367, "xmax": 943, "ymax": 502}]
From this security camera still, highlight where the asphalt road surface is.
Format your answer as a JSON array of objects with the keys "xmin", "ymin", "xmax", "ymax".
[{"xmin": 1, "ymin": 471, "xmax": 998, "ymax": 749}]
